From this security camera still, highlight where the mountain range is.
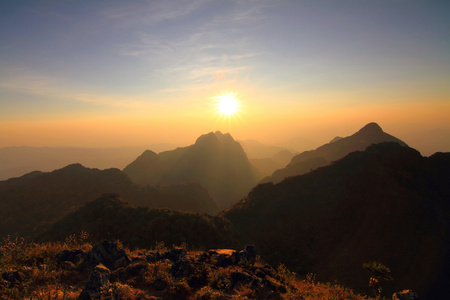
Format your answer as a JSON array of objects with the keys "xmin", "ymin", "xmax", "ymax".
[
  {"xmin": 123, "ymin": 131, "xmax": 262, "ymax": 210},
  {"xmin": 2, "ymin": 123, "xmax": 449, "ymax": 298},
  {"xmin": 263, "ymin": 122, "xmax": 407, "ymax": 183},
  {"xmin": 224, "ymin": 142, "xmax": 450, "ymax": 298},
  {"xmin": 0, "ymin": 164, "xmax": 217, "ymax": 239}
]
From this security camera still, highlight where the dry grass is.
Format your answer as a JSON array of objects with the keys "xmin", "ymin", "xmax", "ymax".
[{"xmin": 0, "ymin": 236, "xmax": 374, "ymax": 300}]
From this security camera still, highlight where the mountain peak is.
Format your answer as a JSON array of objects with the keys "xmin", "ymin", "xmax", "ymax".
[
  {"xmin": 356, "ymin": 122, "xmax": 383, "ymax": 135},
  {"xmin": 195, "ymin": 131, "xmax": 235, "ymax": 145}
]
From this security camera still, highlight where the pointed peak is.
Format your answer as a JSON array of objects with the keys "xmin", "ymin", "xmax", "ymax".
[{"xmin": 357, "ymin": 122, "xmax": 383, "ymax": 135}]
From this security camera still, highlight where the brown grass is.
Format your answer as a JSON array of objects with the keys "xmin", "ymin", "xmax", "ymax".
[{"xmin": 0, "ymin": 236, "xmax": 374, "ymax": 300}]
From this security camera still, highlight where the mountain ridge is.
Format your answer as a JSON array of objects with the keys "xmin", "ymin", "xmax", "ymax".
[
  {"xmin": 124, "ymin": 131, "xmax": 262, "ymax": 210},
  {"xmin": 263, "ymin": 122, "xmax": 407, "ymax": 183},
  {"xmin": 0, "ymin": 163, "xmax": 217, "ymax": 239},
  {"xmin": 224, "ymin": 142, "xmax": 450, "ymax": 298}
]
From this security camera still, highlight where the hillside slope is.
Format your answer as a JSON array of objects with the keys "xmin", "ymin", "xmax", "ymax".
[
  {"xmin": 41, "ymin": 194, "xmax": 233, "ymax": 250},
  {"xmin": 0, "ymin": 164, "xmax": 217, "ymax": 239},
  {"xmin": 224, "ymin": 142, "xmax": 450, "ymax": 298}
]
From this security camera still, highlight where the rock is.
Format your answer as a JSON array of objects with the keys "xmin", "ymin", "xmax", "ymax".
[
  {"xmin": 56, "ymin": 249, "xmax": 86, "ymax": 265},
  {"xmin": 170, "ymin": 258, "xmax": 194, "ymax": 277},
  {"xmin": 187, "ymin": 268, "xmax": 208, "ymax": 289},
  {"xmin": 112, "ymin": 260, "xmax": 149, "ymax": 283},
  {"xmin": 209, "ymin": 249, "xmax": 239, "ymax": 267},
  {"xmin": 392, "ymin": 290, "xmax": 419, "ymax": 300},
  {"xmin": 230, "ymin": 270, "xmax": 253, "ymax": 287},
  {"xmin": 81, "ymin": 241, "xmax": 130, "ymax": 270},
  {"xmin": 1, "ymin": 270, "xmax": 24, "ymax": 286},
  {"xmin": 80, "ymin": 264, "xmax": 111, "ymax": 299},
  {"xmin": 77, "ymin": 290, "xmax": 92, "ymax": 300},
  {"xmin": 163, "ymin": 248, "xmax": 186, "ymax": 262},
  {"xmin": 61, "ymin": 261, "xmax": 76, "ymax": 271}
]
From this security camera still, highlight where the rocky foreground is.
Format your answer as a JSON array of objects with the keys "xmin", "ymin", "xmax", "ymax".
[{"xmin": 1, "ymin": 239, "xmax": 417, "ymax": 299}]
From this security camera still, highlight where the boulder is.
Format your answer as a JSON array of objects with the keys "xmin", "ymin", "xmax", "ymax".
[
  {"xmin": 392, "ymin": 290, "xmax": 419, "ymax": 300},
  {"xmin": 163, "ymin": 248, "xmax": 186, "ymax": 262},
  {"xmin": 112, "ymin": 260, "xmax": 149, "ymax": 283},
  {"xmin": 239, "ymin": 245, "xmax": 256, "ymax": 265},
  {"xmin": 81, "ymin": 241, "xmax": 130, "ymax": 270},
  {"xmin": 79, "ymin": 264, "xmax": 111, "ymax": 299},
  {"xmin": 1, "ymin": 270, "xmax": 24, "ymax": 286},
  {"xmin": 56, "ymin": 249, "xmax": 86, "ymax": 265},
  {"xmin": 209, "ymin": 249, "xmax": 239, "ymax": 267}
]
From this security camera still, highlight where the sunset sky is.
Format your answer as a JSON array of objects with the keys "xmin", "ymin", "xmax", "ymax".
[{"xmin": 1, "ymin": 0, "xmax": 449, "ymax": 155}]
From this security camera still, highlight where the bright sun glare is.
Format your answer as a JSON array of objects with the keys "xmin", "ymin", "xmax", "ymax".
[{"xmin": 215, "ymin": 93, "xmax": 239, "ymax": 116}]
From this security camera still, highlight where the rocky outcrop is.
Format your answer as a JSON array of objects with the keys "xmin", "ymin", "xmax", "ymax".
[
  {"xmin": 79, "ymin": 264, "xmax": 111, "ymax": 299},
  {"xmin": 392, "ymin": 290, "xmax": 419, "ymax": 300},
  {"xmin": 55, "ymin": 241, "xmax": 291, "ymax": 299},
  {"xmin": 80, "ymin": 240, "xmax": 130, "ymax": 270}
]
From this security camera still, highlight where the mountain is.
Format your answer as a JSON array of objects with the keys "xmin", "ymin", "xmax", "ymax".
[
  {"xmin": 263, "ymin": 122, "xmax": 407, "ymax": 183},
  {"xmin": 124, "ymin": 131, "xmax": 262, "ymax": 210},
  {"xmin": 250, "ymin": 149, "xmax": 297, "ymax": 176},
  {"xmin": 42, "ymin": 194, "xmax": 233, "ymax": 250},
  {"xmin": 0, "ymin": 164, "xmax": 217, "ymax": 239},
  {"xmin": 0, "ymin": 145, "xmax": 176, "ymax": 181},
  {"xmin": 238, "ymin": 139, "xmax": 297, "ymax": 159},
  {"xmin": 224, "ymin": 142, "xmax": 450, "ymax": 298}
]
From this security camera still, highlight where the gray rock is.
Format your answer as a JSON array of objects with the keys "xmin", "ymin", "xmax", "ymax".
[
  {"xmin": 163, "ymin": 247, "xmax": 186, "ymax": 262},
  {"xmin": 56, "ymin": 249, "xmax": 86, "ymax": 265},
  {"xmin": 80, "ymin": 264, "xmax": 111, "ymax": 298},
  {"xmin": 392, "ymin": 290, "xmax": 419, "ymax": 300},
  {"xmin": 81, "ymin": 241, "xmax": 130, "ymax": 270},
  {"xmin": 112, "ymin": 260, "xmax": 148, "ymax": 283}
]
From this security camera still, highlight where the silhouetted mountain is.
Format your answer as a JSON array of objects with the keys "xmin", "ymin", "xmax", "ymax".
[
  {"xmin": 124, "ymin": 131, "xmax": 262, "ymax": 210},
  {"xmin": 264, "ymin": 122, "xmax": 407, "ymax": 183},
  {"xmin": 224, "ymin": 143, "xmax": 450, "ymax": 299},
  {"xmin": 0, "ymin": 164, "xmax": 217, "ymax": 239},
  {"xmin": 42, "ymin": 194, "xmax": 233, "ymax": 250},
  {"xmin": 0, "ymin": 145, "xmax": 175, "ymax": 181},
  {"xmin": 250, "ymin": 149, "xmax": 297, "ymax": 176},
  {"xmin": 238, "ymin": 139, "xmax": 297, "ymax": 159}
]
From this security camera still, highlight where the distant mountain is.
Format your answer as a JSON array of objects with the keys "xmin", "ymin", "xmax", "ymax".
[
  {"xmin": 238, "ymin": 139, "xmax": 297, "ymax": 159},
  {"xmin": 0, "ymin": 164, "xmax": 217, "ymax": 239},
  {"xmin": 263, "ymin": 122, "xmax": 407, "ymax": 183},
  {"xmin": 0, "ymin": 145, "xmax": 175, "ymax": 181},
  {"xmin": 250, "ymin": 149, "xmax": 297, "ymax": 176},
  {"xmin": 42, "ymin": 194, "xmax": 233, "ymax": 250},
  {"xmin": 124, "ymin": 131, "xmax": 262, "ymax": 210},
  {"xmin": 224, "ymin": 143, "xmax": 450, "ymax": 298}
]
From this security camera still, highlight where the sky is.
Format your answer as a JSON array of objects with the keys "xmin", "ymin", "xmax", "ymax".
[{"xmin": 1, "ymin": 0, "xmax": 449, "ymax": 155}]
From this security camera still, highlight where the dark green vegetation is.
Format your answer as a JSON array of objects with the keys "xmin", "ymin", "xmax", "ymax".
[
  {"xmin": 263, "ymin": 122, "xmax": 408, "ymax": 183},
  {"xmin": 225, "ymin": 142, "xmax": 450, "ymax": 299},
  {"xmin": 0, "ymin": 164, "xmax": 217, "ymax": 240},
  {"xmin": 123, "ymin": 131, "xmax": 262, "ymax": 210},
  {"xmin": 41, "ymin": 194, "xmax": 233, "ymax": 251}
]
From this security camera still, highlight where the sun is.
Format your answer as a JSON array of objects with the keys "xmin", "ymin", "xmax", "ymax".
[{"xmin": 215, "ymin": 93, "xmax": 239, "ymax": 116}]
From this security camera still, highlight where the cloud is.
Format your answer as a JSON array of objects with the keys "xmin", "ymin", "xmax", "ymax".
[
  {"xmin": 114, "ymin": 1, "xmax": 270, "ymax": 94},
  {"xmin": 99, "ymin": 0, "xmax": 207, "ymax": 29},
  {"xmin": 0, "ymin": 68, "xmax": 150, "ymax": 109}
]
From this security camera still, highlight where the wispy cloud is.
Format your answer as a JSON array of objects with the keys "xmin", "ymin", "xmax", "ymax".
[
  {"xmin": 99, "ymin": 0, "xmax": 207, "ymax": 29},
  {"xmin": 0, "ymin": 68, "xmax": 149, "ymax": 109},
  {"xmin": 114, "ymin": 1, "xmax": 270, "ymax": 93}
]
